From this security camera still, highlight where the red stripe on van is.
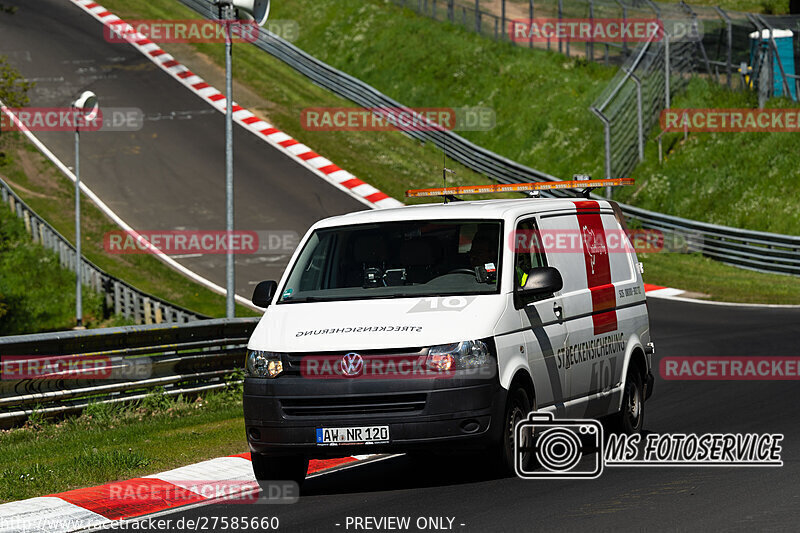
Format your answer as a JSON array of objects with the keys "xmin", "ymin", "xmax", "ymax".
[{"xmin": 575, "ymin": 201, "xmax": 617, "ymax": 335}]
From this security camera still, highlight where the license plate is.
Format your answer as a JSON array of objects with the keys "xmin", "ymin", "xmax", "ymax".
[{"xmin": 316, "ymin": 426, "xmax": 389, "ymax": 445}]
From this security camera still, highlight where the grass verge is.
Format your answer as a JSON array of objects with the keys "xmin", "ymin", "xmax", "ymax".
[
  {"xmin": 90, "ymin": 0, "xmax": 799, "ymax": 303},
  {"xmin": 0, "ymin": 386, "xmax": 245, "ymax": 503},
  {"xmin": 0, "ymin": 198, "xmax": 135, "ymax": 334},
  {"xmin": 277, "ymin": 0, "xmax": 800, "ymax": 235},
  {"xmin": 0, "ymin": 132, "xmax": 258, "ymax": 319}
]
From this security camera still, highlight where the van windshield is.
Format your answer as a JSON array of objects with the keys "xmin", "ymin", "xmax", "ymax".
[{"xmin": 278, "ymin": 219, "xmax": 502, "ymax": 303}]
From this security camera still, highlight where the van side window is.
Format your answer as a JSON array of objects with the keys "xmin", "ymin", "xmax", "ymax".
[{"xmin": 514, "ymin": 219, "xmax": 546, "ymax": 288}]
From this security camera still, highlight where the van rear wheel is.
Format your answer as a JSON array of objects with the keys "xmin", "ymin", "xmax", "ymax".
[{"xmin": 251, "ymin": 453, "xmax": 308, "ymax": 489}]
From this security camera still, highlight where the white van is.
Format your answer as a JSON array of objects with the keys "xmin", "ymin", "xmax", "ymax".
[{"xmin": 243, "ymin": 193, "xmax": 654, "ymax": 483}]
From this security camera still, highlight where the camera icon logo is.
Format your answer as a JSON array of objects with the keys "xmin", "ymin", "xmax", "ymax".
[{"xmin": 514, "ymin": 411, "xmax": 604, "ymax": 479}]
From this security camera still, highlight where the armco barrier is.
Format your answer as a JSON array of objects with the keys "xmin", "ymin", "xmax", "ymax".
[
  {"xmin": 175, "ymin": 0, "xmax": 800, "ymax": 276},
  {"xmin": 0, "ymin": 317, "xmax": 257, "ymax": 426},
  {"xmin": 0, "ymin": 175, "xmax": 208, "ymax": 324}
]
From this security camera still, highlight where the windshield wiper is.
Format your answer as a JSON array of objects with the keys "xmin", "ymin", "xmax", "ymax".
[{"xmin": 280, "ymin": 296, "xmax": 330, "ymax": 304}]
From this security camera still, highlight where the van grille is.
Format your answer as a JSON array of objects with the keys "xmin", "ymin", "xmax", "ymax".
[
  {"xmin": 283, "ymin": 348, "xmax": 426, "ymax": 376},
  {"xmin": 280, "ymin": 393, "xmax": 427, "ymax": 417}
]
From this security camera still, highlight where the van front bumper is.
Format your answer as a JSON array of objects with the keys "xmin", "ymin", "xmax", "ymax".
[{"xmin": 243, "ymin": 371, "xmax": 505, "ymax": 458}]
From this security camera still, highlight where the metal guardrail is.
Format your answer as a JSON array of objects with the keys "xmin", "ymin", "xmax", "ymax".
[
  {"xmin": 0, "ymin": 175, "xmax": 209, "ymax": 324},
  {"xmin": 622, "ymin": 203, "xmax": 800, "ymax": 275},
  {"xmin": 0, "ymin": 318, "xmax": 257, "ymax": 426},
  {"xmin": 177, "ymin": 0, "xmax": 800, "ymax": 275}
]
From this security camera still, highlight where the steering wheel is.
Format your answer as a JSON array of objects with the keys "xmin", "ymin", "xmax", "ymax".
[{"xmin": 447, "ymin": 268, "xmax": 476, "ymax": 275}]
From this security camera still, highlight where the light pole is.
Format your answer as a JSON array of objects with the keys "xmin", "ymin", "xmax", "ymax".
[
  {"xmin": 216, "ymin": 0, "xmax": 269, "ymax": 318},
  {"xmin": 71, "ymin": 91, "xmax": 99, "ymax": 329}
]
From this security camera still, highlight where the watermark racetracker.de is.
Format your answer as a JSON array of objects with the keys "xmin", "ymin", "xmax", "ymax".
[
  {"xmin": 103, "ymin": 19, "xmax": 300, "ymax": 43},
  {"xmin": 508, "ymin": 18, "xmax": 702, "ymax": 43},
  {"xmin": 661, "ymin": 108, "xmax": 800, "ymax": 132},
  {"xmin": 1, "ymin": 107, "xmax": 145, "ymax": 132},
  {"xmin": 103, "ymin": 230, "xmax": 299, "ymax": 255},
  {"xmin": 661, "ymin": 356, "xmax": 800, "ymax": 380},
  {"xmin": 510, "ymin": 228, "xmax": 703, "ymax": 255},
  {"xmin": 300, "ymin": 106, "xmax": 496, "ymax": 132},
  {"xmin": 1, "ymin": 354, "xmax": 151, "ymax": 380}
]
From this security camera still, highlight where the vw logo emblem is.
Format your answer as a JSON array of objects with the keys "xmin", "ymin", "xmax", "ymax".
[{"xmin": 340, "ymin": 352, "xmax": 364, "ymax": 377}]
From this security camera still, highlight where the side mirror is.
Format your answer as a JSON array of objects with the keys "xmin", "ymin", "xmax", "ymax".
[
  {"xmin": 515, "ymin": 267, "xmax": 563, "ymax": 308},
  {"xmin": 252, "ymin": 280, "xmax": 278, "ymax": 308}
]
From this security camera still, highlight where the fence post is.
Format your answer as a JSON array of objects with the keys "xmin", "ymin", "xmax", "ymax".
[
  {"xmin": 665, "ymin": 33, "xmax": 671, "ymax": 109},
  {"xmin": 588, "ymin": 0, "xmax": 594, "ymax": 61},
  {"xmin": 590, "ymin": 107, "xmax": 612, "ymax": 198},
  {"xmin": 144, "ymin": 297, "xmax": 152, "ymax": 325},
  {"xmin": 501, "ymin": 0, "xmax": 506, "ymax": 40},
  {"xmin": 616, "ymin": 0, "xmax": 628, "ymax": 57},
  {"xmin": 475, "ymin": 0, "xmax": 481, "ymax": 33},
  {"xmin": 714, "ymin": 7, "xmax": 733, "ymax": 88},
  {"xmin": 133, "ymin": 292, "xmax": 142, "ymax": 324},
  {"xmin": 124, "ymin": 286, "xmax": 132, "ymax": 320},
  {"xmin": 628, "ymin": 71, "xmax": 645, "ymax": 163},
  {"xmin": 494, "ymin": 16, "xmax": 498, "ymax": 40},
  {"xmin": 558, "ymin": 0, "xmax": 563, "ymax": 54},
  {"xmin": 448, "ymin": 0, "xmax": 453, "ymax": 22},
  {"xmin": 529, "ymin": 0, "xmax": 534, "ymax": 49},
  {"xmin": 112, "ymin": 281, "xmax": 121, "ymax": 316}
]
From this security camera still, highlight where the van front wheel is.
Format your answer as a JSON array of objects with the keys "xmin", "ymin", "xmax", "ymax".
[
  {"xmin": 495, "ymin": 385, "xmax": 532, "ymax": 475},
  {"xmin": 251, "ymin": 453, "xmax": 308, "ymax": 489}
]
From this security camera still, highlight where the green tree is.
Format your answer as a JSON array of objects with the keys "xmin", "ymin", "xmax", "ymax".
[{"xmin": 0, "ymin": 56, "xmax": 33, "ymax": 108}]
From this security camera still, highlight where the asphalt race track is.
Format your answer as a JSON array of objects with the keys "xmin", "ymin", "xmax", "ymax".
[
  {"xmin": 0, "ymin": 0, "xmax": 366, "ymax": 298},
  {"xmin": 98, "ymin": 298, "xmax": 800, "ymax": 531}
]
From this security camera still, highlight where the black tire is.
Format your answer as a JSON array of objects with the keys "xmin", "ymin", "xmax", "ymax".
[
  {"xmin": 251, "ymin": 453, "xmax": 308, "ymax": 490},
  {"xmin": 611, "ymin": 367, "xmax": 645, "ymax": 434},
  {"xmin": 494, "ymin": 385, "xmax": 533, "ymax": 475}
]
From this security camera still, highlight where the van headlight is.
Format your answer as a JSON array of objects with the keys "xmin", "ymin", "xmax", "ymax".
[
  {"xmin": 426, "ymin": 340, "xmax": 490, "ymax": 372},
  {"xmin": 245, "ymin": 350, "xmax": 284, "ymax": 378}
]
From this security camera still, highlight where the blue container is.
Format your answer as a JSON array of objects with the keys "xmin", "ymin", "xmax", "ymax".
[{"xmin": 749, "ymin": 29, "xmax": 797, "ymax": 101}]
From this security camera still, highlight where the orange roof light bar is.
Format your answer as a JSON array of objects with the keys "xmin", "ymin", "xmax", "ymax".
[{"xmin": 405, "ymin": 178, "xmax": 634, "ymax": 198}]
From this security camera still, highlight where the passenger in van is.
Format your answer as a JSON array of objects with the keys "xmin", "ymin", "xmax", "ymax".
[{"xmin": 468, "ymin": 227, "xmax": 499, "ymax": 270}]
